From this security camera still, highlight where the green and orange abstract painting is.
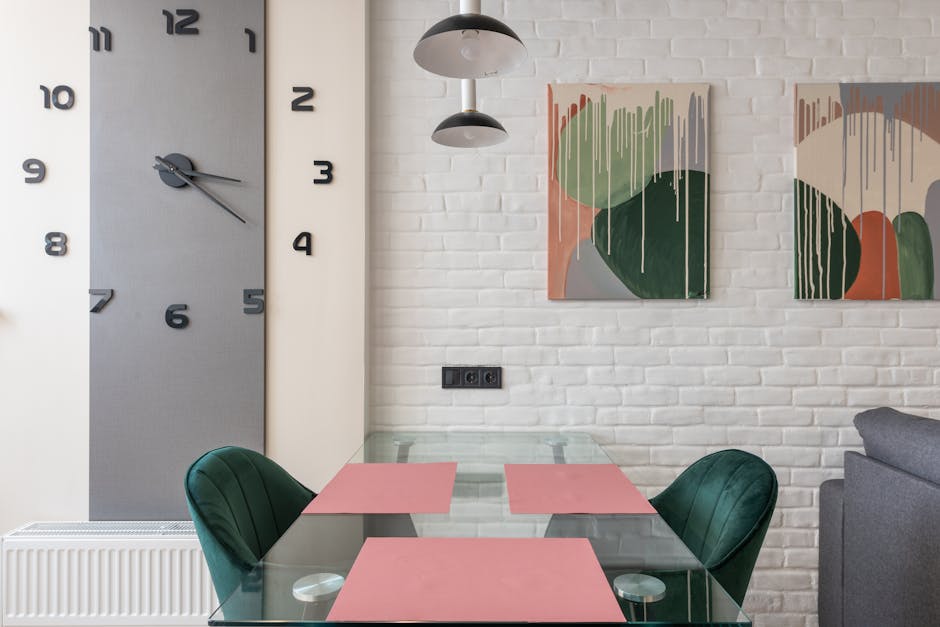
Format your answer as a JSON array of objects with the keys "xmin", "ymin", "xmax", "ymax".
[
  {"xmin": 795, "ymin": 83, "xmax": 939, "ymax": 300},
  {"xmin": 547, "ymin": 83, "xmax": 710, "ymax": 300}
]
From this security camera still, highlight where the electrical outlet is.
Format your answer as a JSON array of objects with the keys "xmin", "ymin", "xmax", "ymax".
[{"xmin": 442, "ymin": 366, "xmax": 502, "ymax": 389}]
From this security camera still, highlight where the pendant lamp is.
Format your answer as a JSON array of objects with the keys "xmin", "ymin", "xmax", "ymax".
[
  {"xmin": 431, "ymin": 79, "xmax": 507, "ymax": 148},
  {"xmin": 413, "ymin": 0, "xmax": 527, "ymax": 79}
]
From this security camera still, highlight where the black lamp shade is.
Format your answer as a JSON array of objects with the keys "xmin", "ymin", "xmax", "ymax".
[
  {"xmin": 414, "ymin": 13, "xmax": 527, "ymax": 79},
  {"xmin": 431, "ymin": 111, "xmax": 508, "ymax": 148}
]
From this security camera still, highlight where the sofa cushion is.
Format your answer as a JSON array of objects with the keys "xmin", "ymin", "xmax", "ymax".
[{"xmin": 854, "ymin": 407, "xmax": 940, "ymax": 485}]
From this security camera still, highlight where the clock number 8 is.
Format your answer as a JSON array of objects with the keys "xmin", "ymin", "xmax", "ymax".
[
  {"xmin": 44, "ymin": 232, "xmax": 67, "ymax": 256},
  {"xmin": 165, "ymin": 304, "xmax": 190, "ymax": 329}
]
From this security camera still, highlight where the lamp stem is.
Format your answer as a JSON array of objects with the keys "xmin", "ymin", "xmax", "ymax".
[
  {"xmin": 459, "ymin": 0, "xmax": 481, "ymax": 14},
  {"xmin": 461, "ymin": 79, "xmax": 476, "ymax": 112}
]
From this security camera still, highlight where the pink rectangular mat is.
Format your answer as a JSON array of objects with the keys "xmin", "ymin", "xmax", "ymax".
[
  {"xmin": 303, "ymin": 462, "xmax": 457, "ymax": 514},
  {"xmin": 326, "ymin": 537, "xmax": 624, "ymax": 623},
  {"xmin": 505, "ymin": 463, "xmax": 656, "ymax": 514}
]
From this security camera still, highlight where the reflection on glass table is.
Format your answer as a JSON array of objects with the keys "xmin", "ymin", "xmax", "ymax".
[{"xmin": 209, "ymin": 432, "xmax": 751, "ymax": 625}]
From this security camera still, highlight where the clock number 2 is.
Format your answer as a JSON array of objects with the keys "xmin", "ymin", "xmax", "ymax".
[
  {"xmin": 243, "ymin": 289, "xmax": 265, "ymax": 314},
  {"xmin": 293, "ymin": 232, "xmax": 313, "ymax": 256},
  {"xmin": 291, "ymin": 87, "xmax": 314, "ymax": 111},
  {"xmin": 165, "ymin": 304, "xmax": 190, "ymax": 329},
  {"xmin": 89, "ymin": 289, "xmax": 114, "ymax": 313},
  {"xmin": 163, "ymin": 9, "xmax": 199, "ymax": 35},
  {"xmin": 313, "ymin": 160, "xmax": 333, "ymax": 184}
]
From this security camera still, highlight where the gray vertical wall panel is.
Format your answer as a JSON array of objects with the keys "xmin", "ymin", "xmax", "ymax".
[{"xmin": 90, "ymin": 0, "xmax": 265, "ymax": 519}]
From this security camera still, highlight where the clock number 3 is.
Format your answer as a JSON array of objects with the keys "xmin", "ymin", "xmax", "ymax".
[
  {"xmin": 165, "ymin": 304, "xmax": 190, "ymax": 329},
  {"xmin": 313, "ymin": 160, "xmax": 333, "ymax": 184},
  {"xmin": 243, "ymin": 289, "xmax": 264, "ymax": 314},
  {"xmin": 163, "ymin": 9, "xmax": 199, "ymax": 35}
]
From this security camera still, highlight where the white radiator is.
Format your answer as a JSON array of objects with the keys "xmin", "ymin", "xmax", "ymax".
[{"xmin": 1, "ymin": 522, "xmax": 218, "ymax": 627}]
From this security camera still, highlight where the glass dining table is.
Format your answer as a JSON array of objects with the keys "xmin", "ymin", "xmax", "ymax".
[{"xmin": 209, "ymin": 431, "xmax": 751, "ymax": 625}]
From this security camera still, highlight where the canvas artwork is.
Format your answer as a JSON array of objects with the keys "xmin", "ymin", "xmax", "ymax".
[
  {"xmin": 547, "ymin": 83, "xmax": 710, "ymax": 300},
  {"xmin": 795, "ymin": 83, "xmax": 940, "ymax": 300}
]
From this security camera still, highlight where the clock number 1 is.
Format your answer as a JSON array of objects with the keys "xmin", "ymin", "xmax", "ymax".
[
  {"xmin": 163, "ymin": 9, "xmax": 199, "ymax": 35},
  {"xmin": 165, "ymin": 304, "xmax": 190, "ymax": 329}
]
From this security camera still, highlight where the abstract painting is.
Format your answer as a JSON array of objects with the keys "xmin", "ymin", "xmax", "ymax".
[
  {"xmin": 547, "ymin": 83, "xmax": 710, "ymax": 300},
  {"xmin": 795, "ymin": 83, "xmax": 940, "ymax": 300}
]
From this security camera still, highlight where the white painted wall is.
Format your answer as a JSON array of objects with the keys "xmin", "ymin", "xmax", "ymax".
[
  {"xmin": 0, "ymin": 1, "xmax": 91, "ymax": 535},
  {"xmin": 0, "ymin": 0, "xmax": 369, "ymax": 532},
  {"xmin": 369, "ymin": 1, "xmax": 940, "ymax": 626}
]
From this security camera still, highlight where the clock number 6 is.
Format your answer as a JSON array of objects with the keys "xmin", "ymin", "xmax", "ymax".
[
  {"xmin": 243, "ymin": 289, "xmax": 264, "ymax": 314},
  {"xmin": 293, "ymin": 232, "xmax": 313, "ymax": 256},
  {"xmin": 165, "ymin": 304, "xmax": 190, "ymax": 329},
  {"xmin": 313, "ymin": 160, "xmax": 333, "ymax": 184}
]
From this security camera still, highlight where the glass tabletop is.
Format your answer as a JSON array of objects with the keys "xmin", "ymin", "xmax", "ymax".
[{"xmin": 210, "ymin": 431, "xmax": 750, "ymax": 625}]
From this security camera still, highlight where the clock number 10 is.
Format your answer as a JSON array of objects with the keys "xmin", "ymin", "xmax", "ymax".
[{"xmin": 163, "ymin": 9, "xmax": 199, "ymax": 35}]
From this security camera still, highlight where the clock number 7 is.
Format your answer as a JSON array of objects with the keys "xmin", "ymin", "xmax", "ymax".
[{"xmin": 89, "ymin": 289, "xmax": 114, "ymax": 313}]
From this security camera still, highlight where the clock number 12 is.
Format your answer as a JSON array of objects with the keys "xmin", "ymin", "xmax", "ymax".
[{"xmin": 163, "ymin": 9, "xmax": 199, "ymax": 35}]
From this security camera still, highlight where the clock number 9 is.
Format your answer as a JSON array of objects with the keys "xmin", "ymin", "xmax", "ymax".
[
  {"xmin": 23, "ymin": 159, "xmax": 46, "ymax": 183},
  {"xmin": 44, "ymin": 232, "xmax": 67, "ymax": 256},
  {"xmin": 293, "ymin": 232, "xmax": 313, "ymax": 256},
  {"xmin": 165, "ymin": 304, "xmax": 190, "ymax": 329},
  {"xmin": 313, "ymin": 160, "xmax": 333, "ymax": 184},
  {"xmin": 40, "ymin": 85, "xmax": 74, "ymax": 110},
  {"xmin": 243, "ymin": 289, "xmax": 264, "ymax": 314}
]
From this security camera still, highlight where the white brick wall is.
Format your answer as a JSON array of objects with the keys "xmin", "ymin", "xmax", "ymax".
[{"xmin": 369, "ymin": 2, "xmax": 940, "ymax": 625}]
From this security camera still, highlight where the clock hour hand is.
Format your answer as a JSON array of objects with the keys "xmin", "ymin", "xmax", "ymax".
[{"xmin": 153, "ymin": 156, "xmax": 247, "ymax": 224}]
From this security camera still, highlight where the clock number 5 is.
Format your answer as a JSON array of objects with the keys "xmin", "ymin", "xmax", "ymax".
[
  {"xmin": 243, "ymin": 289, "xmax": 265, "ymax": 314},
  {"xmin": 313, "ymin": 160, "xmax": 333, "ymax": 185},
  {"xmin": 165, "ymin": 304, "xmax": 190, "ymax": 329},
  {"xmin": 89, "ymin": 289, "xmax": 114, "ymax": 313},
  {"xmin": 163, "ymin": 9, "xmax": 199, "ymax": 35}
]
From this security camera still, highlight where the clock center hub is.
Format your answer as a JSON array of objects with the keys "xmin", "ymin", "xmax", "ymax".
[{"xmin": 157, "ymin": 152, "xmax": 194, "ymax": 188}]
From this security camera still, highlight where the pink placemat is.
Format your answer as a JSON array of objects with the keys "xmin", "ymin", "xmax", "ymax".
[
  {"xmin": 303, "ymin": 462, "xmax": 457, "ymax": 514},
  {"xmin": 505, "ymin": 463, "xmax": 656, "ymax": 514},
  {"xmin": 326, "ymin": 537, "xmax": 624, "ymax": 623}
]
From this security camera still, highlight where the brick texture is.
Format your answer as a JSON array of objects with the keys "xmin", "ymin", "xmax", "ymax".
[{"xmin": 369, "ymin": 2, "xmax": 940, "ymax": 625}]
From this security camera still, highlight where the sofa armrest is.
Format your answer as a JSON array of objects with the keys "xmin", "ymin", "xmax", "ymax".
[{"xmin": 818, "ymin": 478, "xmax": 844, "ymax": 627}]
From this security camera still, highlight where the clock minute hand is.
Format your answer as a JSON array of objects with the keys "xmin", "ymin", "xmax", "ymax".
[{"xmin": 153, "ymin": 156, "xmax": 247, "ymax": 224}]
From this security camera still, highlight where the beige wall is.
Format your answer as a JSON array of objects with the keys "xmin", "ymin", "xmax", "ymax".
[{"xmin": 0, "ymin": 0, "xmax": 368, "ymax": 533}]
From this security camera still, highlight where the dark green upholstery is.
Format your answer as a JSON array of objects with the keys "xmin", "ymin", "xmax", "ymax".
[
  {"xmin": 650, "ymin": 449, "xmax": 777, "ymax": 606},
  {"xmin": 184, "ymin": 446, "xmax": 315, "ymax": 602}
]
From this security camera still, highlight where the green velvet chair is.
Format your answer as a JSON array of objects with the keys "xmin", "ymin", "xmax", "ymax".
[
  {"xmin": 184, "ymin": 446, "xmax": 315, "ymax": 602},
  {"xmin": 650, "ymin": 449, "xmax": 778, "ymax": 606}
]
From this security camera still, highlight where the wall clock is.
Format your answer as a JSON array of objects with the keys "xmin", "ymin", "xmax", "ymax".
[{"xmin": 89, "ymin": 0, "xmax": 265, "ymax": 519}]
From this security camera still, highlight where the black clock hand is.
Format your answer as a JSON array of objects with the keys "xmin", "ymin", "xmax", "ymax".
[
  {"xmin": 153, "ymin": 163, "xmax": 242, "ymax": 183},
  {"xmin": 154, "ymin": 156, "xmax": 247, "ymax": 224}
]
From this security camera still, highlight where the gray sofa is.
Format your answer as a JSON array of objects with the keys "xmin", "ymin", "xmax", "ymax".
[{"xmin": 819, "ymin": 407, "xmax": 940, "ymax": 627}]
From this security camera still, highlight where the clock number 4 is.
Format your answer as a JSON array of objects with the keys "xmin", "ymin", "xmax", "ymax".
[
  {"xmin": 293, "ymin": 232, "xmax": 313, "ymax": 256},
  {"xmin": 163, "ymin": 9, "xmax": 199, "ymax": 35},
  {"xmin": 44, "ymin": 232, "xmax": 67, "ymax": 256},
  {"xmin": 291, "ymin": 87, "xmax": 314, "ymax": 112},
  {"xmin": 313, "ymin": 160, "xmax": 333, "ymax": 184},
  {"xmin": 243, "ymin": 289, "xmax": 264, "ymax": 314},
  {"xmin": 89, "ymin": 289, "xmax": 114, "ymax": 313},
  {"xmin": 23, "ymin": 159, "xmax": 45, "ymax": 183},
  {"xmin": 165, "ymin": 304, "xmax": 190, "ymax": 329},
  {"xmin": 40, "ymin": 85, "xmax": 74, "ymax": 110}
]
